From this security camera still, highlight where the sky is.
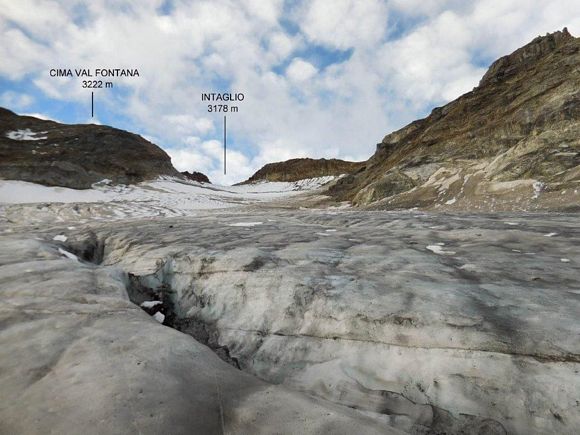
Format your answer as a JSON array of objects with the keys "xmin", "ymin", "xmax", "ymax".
[{"xmin": 1, "ymin": 0, "xmax": 579, "ymax": 184}]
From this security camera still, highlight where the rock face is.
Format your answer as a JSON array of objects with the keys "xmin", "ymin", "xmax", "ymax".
[
  {"xmin": 0, "ymin": 108, "xmax": 180, "ymax": 189},
  {"xmin": 242, "ymin": 158, "xmax": 364, "ymax": 184},
  {"xmin": 181, "ymin": 171, "xmax": 211, "ymax": 183},
  {"xmin": 329, "ymin": 29, "xmax": 580, "ymax": 211}
]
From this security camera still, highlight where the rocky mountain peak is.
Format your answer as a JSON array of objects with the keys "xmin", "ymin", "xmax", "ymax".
[
  {"xmin": 479, "ymin": 27, "xmax": 575, "ymax": 86},
  {"xmin": 181, "ymin": 170, "xmax": 211, "ymax": 183},
  {"xmin": 329, "ymin": 29, "xmax": 580, "ymax": 212},
  {"xmin": 0, "ymin": 108, "xmax": 181, "ymax": 188}
]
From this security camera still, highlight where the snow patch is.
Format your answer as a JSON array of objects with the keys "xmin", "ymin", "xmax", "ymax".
[
  {"xmin": 141, "ymin": 300, "xmax": 163, "ymax": 308},
  {"xmin": 544, "ymin": 233, "xmax": 558, "ymax": 237},
  {"xmin": 6, "ymin": 129, "xmax": 48, "ymax": 141},
  {"xmin": 0, "ymin": 176, "xmax": 337, "ymax": 220},
  {"xmin": 58, "ymin": 248, "xmax": 78, "ymax": 261},
  {"xmin": 232, "ymin": 175, "xmax": 338, "ymax": 194},
  {"xmin": 426, "ymin": 245, "xmax": 456, "ymax": 255},
  {"xmin": 53, "ymin": 234, "xmax": 68, "ymax": 242},
  {"xmin": 229, "ymin": 222, "xmax": 263, "ymax": 227},
  {"xmin": 92, "ymin": 179, "xmax": 112, "ymax": 187},
  {"xmin": 533, "ymin": 181, "xmax": 545, "ymax": 199},
  {"xmin": 0, "ymin": 181, "xmax": 109, "ymax": 203},
  {"xmin": 153, "ymin": 312, "xmax": 165, "ymax": 323}
]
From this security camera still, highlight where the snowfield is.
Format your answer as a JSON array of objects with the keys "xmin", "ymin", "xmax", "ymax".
[
  {"xmin": 0, "ymin": 176, "xmax": 338, "ymax": 221},
  {"xmin": 1, "ymin": 173, "xmax": 578, "ymax": 435}
]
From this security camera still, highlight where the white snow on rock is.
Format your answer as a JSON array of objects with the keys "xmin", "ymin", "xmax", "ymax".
[
  {"xmin": 141, "ymin": 300, "xmax": 163, "ymax": 308},
  {"xmin": 445, "ymin": 198, "xmax": 457, "ymax": 205},
  {"xmin": 426, "ymin": 245, "xmax": 456, "ymax": 255},
  {"xmin": 234, "ymin": 176, "xmax": 338, "ymax": 193},
  {"xmin": 5, "ymin": 129, "xmax": 48, "ymax": 141},
  {"xmin": 544, "ymin": 232, "xmax": 558, "ymax": 237},
  {"xmin": 533, "ymin": 181, "xmax": 545, "ymax": 199},
  {"xmin": 92, "ymin": 179, "xmax": 112, "ymax": 187},
  {"xmin": 153, "ymin": 312, "xmax": 165, "ymax": 323},
  {"xmin": 229, "ymin": 222, "xmax": 263, "ymax": 227},
  {"xmin": 58, "ymin": 248, "xmax": 78, "ymax": 261},
  {"xmin": 561, "ymin": 258, "xmax": 571, "ymax": 263},
  {"xmin": 52, "ymin": 235, "xmax": 68, "ymax": 242}
]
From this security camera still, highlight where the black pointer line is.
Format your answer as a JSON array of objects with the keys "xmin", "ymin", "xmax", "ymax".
[
  {"xmin": 223, "ymin": 115, "xmax": 227, "ymax": 175},
  {"xmin": 91, "ymin": 91, "xmax": 94, "ymax": 118}
]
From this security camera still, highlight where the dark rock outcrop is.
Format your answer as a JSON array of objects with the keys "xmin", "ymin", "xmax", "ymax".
[
  {"xmin": 329, "ymin": 29, "xmax": 580, "ymax": 211},
  {"xmin": 479, "ymin": 27, "xmax": 573, "ymax": 86},
  {"xmin": 0, "ymin": 108, "xmax": 180, "ymax": 189},
  {"xmin": 241, "ymin": 158, "xmax": 364, "ymax": 184},
  {"xmin": 181, "ymin": 171, "xmax": 211, "ymax": 183}
]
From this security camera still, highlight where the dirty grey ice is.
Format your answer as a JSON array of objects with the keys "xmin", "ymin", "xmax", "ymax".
[{"xmin": 1, "ymin": 191, "xmax": 578, "ymax": 435}]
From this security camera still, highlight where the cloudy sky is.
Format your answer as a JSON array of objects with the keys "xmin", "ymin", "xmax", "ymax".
[{"xmin": 1, "ymin": 0, "xmax": 578, "ymax": 184}]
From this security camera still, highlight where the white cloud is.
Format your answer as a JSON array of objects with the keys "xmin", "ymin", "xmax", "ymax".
[
  {"xmin": 162, "ymin": 114, "xmax": 215, "ymax": 137},
  {"xmin": 0, "ymin": 91, "xmax": 34, "ymax": 109},
  {"xmin": 286, "ymin": 58, "xmax": 318, "ymax": 82},
  {"xmin": 194, "ymin": 118, "xmax": 215, "ymax": 135},
  {"xmin": 168, "ymin": 138, "xmax": 254, "ymax": 185},
  {"xmin": 0, "ymin": 26, "xmax": 46, "ymax": 79},
  {"xmin": 0, "ymin": 0, "xmax": 578, "ymax": 185},
  {"xmin": 377, "ymin": 10, "xmax": 485, "ymax": 106},
  {"xmin": 168, "ymin": 143, "xmax": 213, "ymax": 173},
  {"xmin": 388, "ymin": 0, "xmax": 465, "ymax": 18},
  {"xmin": 299, "ymin": 0, "xmax": 388, "ymax": 49},
  {"xmin": 241, "ymin": 0, "xmax": 284, "ymax": 25},
  {"xmin": 0, "ymin": 0, "xmax": 70, "ymax": 39},
  {"xmin": 268, "ymin": 32, "xmax": 301, "ymax": 62}
]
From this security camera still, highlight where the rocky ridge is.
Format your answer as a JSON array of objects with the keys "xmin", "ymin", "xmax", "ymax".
[
  {"xmin": 329, "ymin": 29, "xmax": 580, "ymax": 212},
  {"xmin": 181, "ymin": 171, "xmax": 211, "ymax": 183},
  {"xmin": 0, "ymin": 108, "xmax": 180, "ymax": 189},
  {"xmin": 241, "ymin": 157, "xmax": 364, "ymax": 184}
]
